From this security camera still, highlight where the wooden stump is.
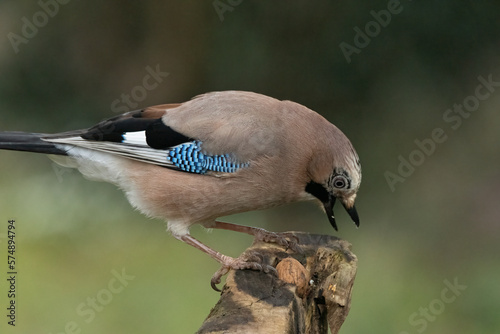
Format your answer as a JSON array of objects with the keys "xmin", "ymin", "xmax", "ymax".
[{"xmin": 197, "ymin": 232, "xmax": 357, "ymax": 334}]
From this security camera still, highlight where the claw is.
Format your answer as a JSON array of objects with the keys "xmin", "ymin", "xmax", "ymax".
[
  {"xmin": 263, "ymin": 264, "xmax": 278, "ymax": 276},
  {"xmin": 209, "ymin": 254, "xmax": 271, "ymax": 291},
  {"xmin": 211, "ymin": 266, "xmax": 230, "ymax": 291}
]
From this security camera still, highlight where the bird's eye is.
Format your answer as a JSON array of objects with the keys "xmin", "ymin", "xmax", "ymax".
[{"xmin": 332, "ymin": 175, "xmax": 348, "ymax": 189}]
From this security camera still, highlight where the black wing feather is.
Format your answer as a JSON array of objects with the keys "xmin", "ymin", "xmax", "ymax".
[
  {"xmin": 79, "ymin": 110, "xmax": 193, "ymax": 148},
  {"xmin": 145, "ymin": 119, "xmax": 192, "ymax": 149}
]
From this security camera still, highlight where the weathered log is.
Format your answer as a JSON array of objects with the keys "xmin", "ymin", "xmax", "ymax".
[{"xmin": 197, "ymin": 232, "xmax": 357, "ymax": 334}]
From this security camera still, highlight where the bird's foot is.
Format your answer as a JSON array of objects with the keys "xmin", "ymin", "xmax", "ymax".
[
  {"xmin": 211, "ymin": 252, "xmax": 277, "ymax": 291},
  {"xmin": 210, "ymin": 222, "xmax": 303, "ymax": 253},
  {"xmin": 253, "ymin": 228, "xmax": 303, "ymax": 253}
]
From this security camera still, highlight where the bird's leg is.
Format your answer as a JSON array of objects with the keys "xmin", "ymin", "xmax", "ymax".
[
  {"xmin": 177, "ymin": 234, "xmax": 276, "ymax": 291},
  {"xmin": 211, "ymin": 221, "xmax": 302, "ymax": 253}
]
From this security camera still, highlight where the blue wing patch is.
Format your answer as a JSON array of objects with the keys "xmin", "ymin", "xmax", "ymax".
[{"xmin": 167, "ymin": 141, "xmax": 248, "ymax": 174}]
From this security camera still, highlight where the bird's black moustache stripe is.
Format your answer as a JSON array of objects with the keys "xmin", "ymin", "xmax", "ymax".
[
  {"xmin": 305, "ymin": 181, "xmax": 329, "ymax": 203},
  {"xmin": 306, "ymin": 181, "xmax": 339, "ymax": 230}
]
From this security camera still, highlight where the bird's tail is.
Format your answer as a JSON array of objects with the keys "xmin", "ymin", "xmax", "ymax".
[{"xmin": 0, "ymin": 131, "xmax": 67, "ymax": 155}]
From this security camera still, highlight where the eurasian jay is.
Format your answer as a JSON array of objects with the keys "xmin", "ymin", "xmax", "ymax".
[{"xmin": 0, "ymin": 91, "xmax": 361, "ymax": 290}]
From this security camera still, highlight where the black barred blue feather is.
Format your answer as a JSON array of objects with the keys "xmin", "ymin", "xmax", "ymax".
[{"xmin": 167, "ymin": 141, "xmax": 249, "ymax": 174}]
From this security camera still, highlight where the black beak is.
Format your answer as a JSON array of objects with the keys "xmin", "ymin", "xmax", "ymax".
[
  {"xmin": 343, "ymin": 202, "xmax": 360, "ymax": 228},
  {"xmin": 324, "ymin": 196, "xmax": 338, "ymax": 231},
  {"xmin": 323, "ymin": 195, "xmax": 360, "ymax": 231}
]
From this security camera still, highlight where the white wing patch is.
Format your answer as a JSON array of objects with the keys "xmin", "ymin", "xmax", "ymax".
[{"xmin": 122, "ymin": 131, "xmax": 147, "ymax": 146}]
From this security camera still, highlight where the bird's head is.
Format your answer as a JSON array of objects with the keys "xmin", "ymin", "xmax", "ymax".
[{"xmin": 305, "ymin": 138, "xmax": 361, "ymax": 231}]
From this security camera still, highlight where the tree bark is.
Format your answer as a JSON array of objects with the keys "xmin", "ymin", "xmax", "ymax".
[{"xmin": 197, "ymin": 232, "xmax": 357, "ymax": 334}]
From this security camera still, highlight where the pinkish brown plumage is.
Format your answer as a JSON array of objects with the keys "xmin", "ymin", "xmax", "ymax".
[{"xmin": 0, "ymin": 91, "xmax": 361, "ymax": 290}]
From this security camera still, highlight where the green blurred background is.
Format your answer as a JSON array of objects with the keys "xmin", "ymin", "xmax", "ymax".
[{"xmin": 0, "ymin": 1, "xmax": 499, "ymax": 333}]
